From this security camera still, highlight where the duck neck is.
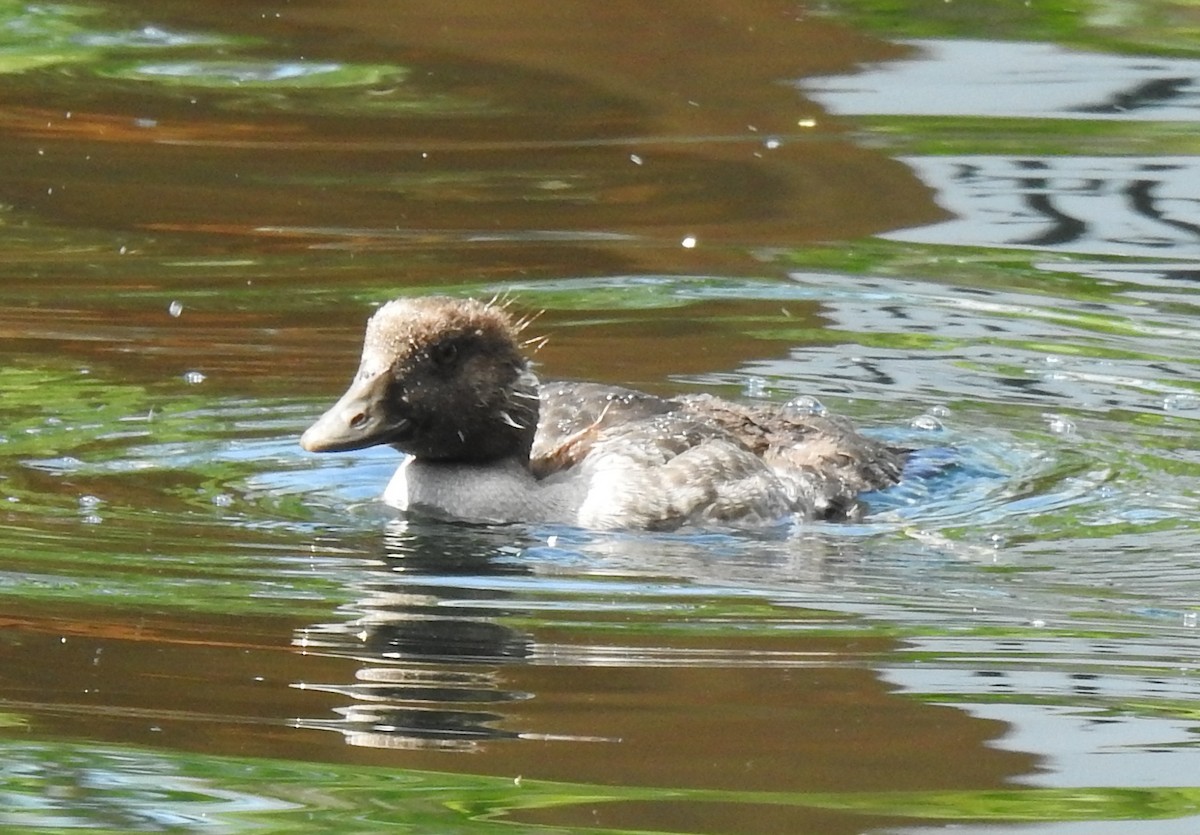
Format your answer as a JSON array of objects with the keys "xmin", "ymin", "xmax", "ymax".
[
  {"xmin": 406, "ymin": 365, "xmax": 541, "ymax": 467},
  {"xmin": 495, "ymin": 365, "xmax": 541, "ymax": 466}
]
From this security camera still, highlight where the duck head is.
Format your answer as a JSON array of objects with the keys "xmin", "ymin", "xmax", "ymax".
[{"xmin": 300, "ymin": 296, "xmax": 540, "ymax": 463}]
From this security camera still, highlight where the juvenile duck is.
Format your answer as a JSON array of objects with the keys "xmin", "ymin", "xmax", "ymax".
[{"xmin": 300, "ymin": 296, "xmax": 906, "ymax": 530}]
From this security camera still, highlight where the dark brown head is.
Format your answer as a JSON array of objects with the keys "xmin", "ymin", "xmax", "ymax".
[{"xmin": 300, "ymin": 296, "xmax": 540, "ymax": 463}]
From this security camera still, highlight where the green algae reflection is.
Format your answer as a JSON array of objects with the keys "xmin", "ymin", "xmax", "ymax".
[{"xmin": 0, "ymin": 1, "xmax": 459, "ymax": 116}]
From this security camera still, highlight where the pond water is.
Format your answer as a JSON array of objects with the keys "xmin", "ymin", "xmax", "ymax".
[{"xmin": 2, "ymin": 1, "xmax": 1199, "ymax": 833}]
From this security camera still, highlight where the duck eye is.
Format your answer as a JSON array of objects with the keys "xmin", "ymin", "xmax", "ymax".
[{"xmin": 429, "ymin": 340, "xmax": 459, "ymax": 369}]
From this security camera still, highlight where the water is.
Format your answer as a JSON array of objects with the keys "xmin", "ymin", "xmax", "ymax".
[{"xmin": 2, "ymin": 2, "xmax": 1200, "ymax": 833}]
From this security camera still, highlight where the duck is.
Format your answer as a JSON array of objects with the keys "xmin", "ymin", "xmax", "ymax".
[{"xmin": 300, "ymin": 295, "xmax": 906, "ymax": 530}]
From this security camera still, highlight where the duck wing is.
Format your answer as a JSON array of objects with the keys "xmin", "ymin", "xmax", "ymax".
[
  {"xmin": 568, "ymin": 410, "xmax": 800, "ymax": 530},
  {"xmin": 532, "ymin": 385, "xmax": 905, "ymax": 528},
  {"xmin": 530, "ymin": 381, "xmax": 675, "ymax": 477},
  {"xmin": 677, "ymin": 394, "xmax": 907, "ymax": 520}
]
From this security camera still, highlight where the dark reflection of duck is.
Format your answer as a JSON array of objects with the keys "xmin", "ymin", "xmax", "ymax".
[
  {"xmin": 291, "ymin": 519, "xmax": 588, "ymax": 752},
  {"xmin": 301, "ymin": 296, "xmax": 906, "ymax": 529}
]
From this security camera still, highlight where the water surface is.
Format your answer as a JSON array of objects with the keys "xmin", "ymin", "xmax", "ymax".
[{"xmin": 1, "ymin": 1, "xmax": 1199, "ymax": 833}]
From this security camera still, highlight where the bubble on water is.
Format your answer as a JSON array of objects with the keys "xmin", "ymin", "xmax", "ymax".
[
  {"xmin": 912, "ymin": 405, "xmax": 950, "ymax": 429},
  {"xmin": 211, "ymin": 493, "xmax": 234, "ymax": 508},
  {"xmin": 782, "ymin": 395, "xmax": 826, "ymax": 417},
  {"xmin": 168, "ymin": 300, "xmax": 183, "ymax": 317},
  {"xmin": 78, "ymin": 497, "xmax": 103, "ymax": 524},
  {"xmin": 182, "ymin": 371, "xmax": 206, "ymax": 385},
  {"xmin": 1044, "ymin": 413, "xmax": 1076, "ymax": 435},
  {"xmin": 1163, "ymin": 393, "xmax": 1200, "ymax": 411},
  {"xmin": 1030, "ymin": 618, "xmax": 1047, "ymax": 628},
  {"xmin": 743, "ymin": 376, "xmax": 769, "ymax": 398},
  {"xmin": 629, "ymin": 153, "xmax": 643, "ymax": 166},
  {"xmin": 764, "ymin": 138, "xmax": 782, "ymax": 149},
  {"xmin": 680, "ymin": 235, "xmax": 697, "ymax": 249},
  {"xmin": 1184, "ymin": 611, "xmax": 1198, "ymax": 628}
]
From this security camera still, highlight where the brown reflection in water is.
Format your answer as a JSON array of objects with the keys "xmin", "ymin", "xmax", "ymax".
[
  {"xmin": 0, "ymin": 0, "xmax": 942, "ymax": 271},
  {"xmin": 533, "ymin": 297, "xmax": 829, "ymax": 389},
  {"xmin": 0, "ymin": 593, "xmax": 1035, "ymax": 835},
  {"xmin": 0, "ymin": 600, "xmax": 1033, "ymax": 781},
  {"xmin": 249, "ymin": 0, "xmax": 909, "ymax": 134},
  {"xmin": 0, "ymin": 0, "xmax": 949, "ymax": 405}
]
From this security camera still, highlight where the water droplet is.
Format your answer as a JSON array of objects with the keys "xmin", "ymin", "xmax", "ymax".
[
  {"xmin": 182, "ymin": 370, "xmax": 206, "ymax": 385},
  {"xmin": 783, "ymin": 395, "xmax": 826, "ymax": 417},
  {"xmin": 743, "ymin": 376, "xmax": 769, "ymax": 398},
  {"xmin": 1044, "ymin": 413, "xmax": 1076, "ymax": 435},
  {"xmin": 79, "ymin": 495, "xmax": 103, "ymax": 509},
  {"xmin": 211, "ymin": 493, "xmax": 233, "ymax": 507},
  {"xmin": 1184, "ymin": 612, "xmax": 1197, "ymax": 628},
  {"xmin": 764, "ymin": 138, "xmax": 781, "ymax": 150},
  {"xmin": 1030, "ymin": 619, "xmax": 1047, "ymax": 628},
  {"xmin": 928, "ymin": 404, "xmax": 951, "ymax": 418},
  {"xmin": 168, "ymin": 300, "xmax": 183, "ymax": 317},
  {"xmin": 629, "ymin": 153, "xmax": 643, "ymax": 165},
  {"xmin": 681, "ymin": 235, "xmax": 697, "ymax": 249}
]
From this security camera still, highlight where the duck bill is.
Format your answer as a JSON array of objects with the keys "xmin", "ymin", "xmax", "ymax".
[{"xmin": 300, "ymin": 374, "xmax": 407, "ymax": 453}]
